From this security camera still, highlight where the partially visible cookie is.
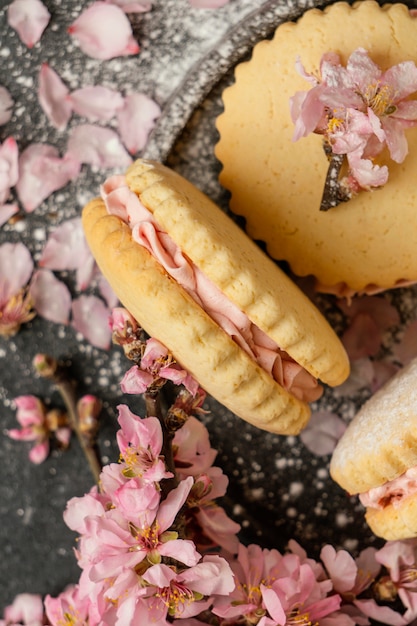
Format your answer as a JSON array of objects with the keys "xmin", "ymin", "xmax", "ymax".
[
  {"xmin": 82, "ymin": 159, "xmax": 349, "ymax": 434},
  {"xmin": 216, "ymin": 1, "xmax": 417, "ymax": 296}
]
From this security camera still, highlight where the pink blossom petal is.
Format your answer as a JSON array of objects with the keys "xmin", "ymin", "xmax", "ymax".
[
  {"xmin": 117, "ymin": 94, "xmax": 161, "ymax": 154},
  {"xmin": 0, "ymin": 136, "xmax": 19, "ymax": 205},
  {"xmin": 68, "ymin": 2, "xmax": 140, "ymax": 60},
  {"xmin": 71, "ymin": 295, "xmax": 112, "ymax": 349},
  {"xmin": 383, "ymin": 117, "xmax": 409, "ymax": 163},
  {"xmin": 341, "ymin": 312, "xmax": 381, "ymax": 360},
  {"xmin": 382, "ymin": 61, "xmax": 417, "ymax": 101},
  {"xmin": 66, "ymin": 125, "xmax": 132, "ymax": 169},
  {"xmin": 39, "ymin": 217, "xmax": 95, "ymax": 290},
  {"xmin": 29, "ymin": 440, "xmax": 49, "ymax": 464},
  {"xmin": 69, "ymin": 86, "xmax": 124, "ymax": 122},
  {"xmin": 0, "ymin": 86, "xmax": 14, "ymax": 125},
  {"xmin": 29, "ymin": 269, "xmax": 71, "ymax": 324},
  {"xmin": 16, "ymin": 144, "xmax": 81, "ymax": 212},
  {"xmin": 0, "ymin": 203, "xmax": 18, "ymax": 227},
  {"xmin": 320, "ymin": 545, "xmax": 357, "ymax": 593},
  {"xmin": 0, "ymin": 242, "xmax": 33, "ymax": 306},
  {"xmin": 103, "ymin": 0, "xmax": 153, "ymax": 12},
  {"xmin": 189, "ymin": 0, "xmax": 230, "ymax": 7},
  {"xmin": 300, "ymin": 411, "xmax": 346, "ymax": 456},
  {"xmin": 120, "ymin": 365, "xmax": 154, "ymax": 394},
  {"xmin": 4, "ymin": 593, "xmax": 44, "ymax": 625},
  {"xmin": 7, "ymin": 0, "xmax": 50, "ymax": 47},
  {"xmin": 98, "ymin": 275, "xmax": 119, "ymax": 308},
  {"xmin": 346, "ymin": 47, "xmax": 381, "ymax": 93},
  {"xmin": 38, "ymin": 64, "xmax": 72, "ymax": 130}
]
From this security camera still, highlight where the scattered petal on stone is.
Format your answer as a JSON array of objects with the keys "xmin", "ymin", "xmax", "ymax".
[
  {"xmin": 189, "ymin": 0, "xmax": 230, "ymax": 7},
  {"xmin": 38, "ymin": 64, "xmax": 73, "ymax": 130},
  {"xmin": 103, "ymin": 0, "xmax": 153, "ymax": 13},
  {"xmin": 0, "ymin": 86, "xmax": 14, "ymax": 126},
  {"xmin": 29, "ymin": 269, "xmax": 71, "ymax": 324},
  {"xmin": 7, "ymin": 0, "xmax": 51, "ymax": 48},
  {"xmin": 66, "ymin": 125, "xmax": 132, "ymax": 169},
  {"xmin": 39, "ymin": 217, "xmax": 95, "ymax": 291},
  {"xmin": 71, "ymin": 295, "xmax": 112, "ymax": 349},
  {"xmin": 393, "ymin": 319, "xmax": 417, "ymax": 366},
  {"xmin": 98, "ymin": 275, "xmax": 119, "ymax": 309},
  {"xmin": 300, "ymin": 411, "xmax": 347, "ymax": 456},
  {"xmin": 0, "ymin": 242, "xmax": 34, "ymax": 306},
  {"xmin": 0, "ymin": 137, "xmax": 19, "ymax": 205},
  {"xmin": 68, "ymin": 2, "xmax": 140, "ymax": 60},
  {"xmin": 117, "ymin": 93, "xmax": 161, "ymax": 154},
  {"xmin": 69, "ymin": 86, "xmax": 124, "ymax": 122},
  {"xmin": 0, "ymin": 204, "xmax": 19, "ymax": 227},
  {"xmin": 16, "ymin": 143, "xmax": 81, "ymax": 213}
]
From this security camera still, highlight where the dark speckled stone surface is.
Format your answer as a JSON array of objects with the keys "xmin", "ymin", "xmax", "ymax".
[{"xmin": 1, "ymin": 0, "xmax": 417, "ymax": 613}]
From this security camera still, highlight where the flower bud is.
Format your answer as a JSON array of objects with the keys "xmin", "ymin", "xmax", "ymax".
[{"xmin": 77, "ymin": 394, "xmax": 102, "ymax": 440}]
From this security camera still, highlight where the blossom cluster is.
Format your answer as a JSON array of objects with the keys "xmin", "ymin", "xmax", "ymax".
[
  {"xmin": 4, "ymin": 401, "xmax": 417, "ymax": 625},
  {"xmin": 290, "ymin": 48, "xmax": 417, "ymax": 203}
]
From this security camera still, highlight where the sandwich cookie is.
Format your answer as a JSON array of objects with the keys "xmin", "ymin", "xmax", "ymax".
[
  {"xmin": 330, "ymin": 357, "xmax": 417, "ymax": 540},
  {"xmin": 82, "ymin": 159, "xmax": 349, "ymax": 435}
]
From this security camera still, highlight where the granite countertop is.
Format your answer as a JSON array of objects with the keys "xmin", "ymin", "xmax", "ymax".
[{"xmin": 1, "ymin": 0, "xmax": 416, "ymax": 612}]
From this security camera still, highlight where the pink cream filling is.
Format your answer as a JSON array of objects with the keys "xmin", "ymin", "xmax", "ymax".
[
  {"xmin": 359, "ymin": 466, "xmax": 417, "ymax": 510},
  {"xmin": 100, "ymin": 175, "xmax": 323, "ymax": 403}
]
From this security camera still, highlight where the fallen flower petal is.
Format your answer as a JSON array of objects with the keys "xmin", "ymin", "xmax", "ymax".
[
  {"xmin": 3, "ymin": 592, "xmax": 44, "ymax": 625},
  {"xmin": 68, "ymin": 2, "xmax": 140, "ymax": 60},
  {"xmin": 69, "ymin": 85, "xmax": 124, "ymax": 122},
  {"xmin": 66, "ymin": 125, "xmax": 132, "ymax": 169},
  {"xmin": 189, "ymin": 0, "xmax": 230, "ymax": 7},
  {"xmin": 117, "ymin": 93, "xmax": 161, "ymax": 154},
  {"xmin": 0, "ymin": 242, "xmax": 35, "ymax": 336},
  {"xmin": 38, "ymin": 63, "xmax": 73, "ymax": 130},
  {"xmin": 16, "ymin": 143, "xmax": 81, "ymax": 212},
  {"xmin": 103, "ymin": 0, "xmax": 153, "ymax": 13},
  {"xmin": 0, "ymin": 136, "xmax": 19, "ymax": 205},
  {"xmin": 71, "ymin": 295, "xmax": 112, "ymax": 349},
  {"xmin": 0, "ymin": 203, "xmax": 18, "ymax": 227},
  {"xmin": 7, "ymin": 0, "xmax": 51, "ymax": 48},
  {"xmin": 300, "ymin": 410, "xmax": 346, "ymax": 456},
  {"xmin": 29, "ymin": 269, "xmax": 71, "ymax": 324},
  {"xmin": 0, "ymin": 86, "xmax": 14, "ymax": 125}
]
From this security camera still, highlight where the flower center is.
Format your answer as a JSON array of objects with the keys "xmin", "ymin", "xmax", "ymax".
[
  {"xmin": 287, "ymin": 606, "xmax": 319, "ymax": 626},
  {"xmin": 121, "ymin": 444, "xmax": 155, "ymax": 477},
  {"xmin": 363, "ymin": 82, "xmax": 396, "ymax": 116},
  {"xmin": 156, "ymin": 581, "xmax": 195, "ymax": 616}
]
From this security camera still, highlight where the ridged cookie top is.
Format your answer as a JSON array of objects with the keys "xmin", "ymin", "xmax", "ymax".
[
  {"xmin": 216, "ymin": 1, "xmax": 417, "ymax": 292},
  {"xmin": 125, "ymin": 159, "xmax": 349, "ymax": 386},
  {"xmin": 330, "ymin": 357, "xmax": 417, "ymax": 495}
]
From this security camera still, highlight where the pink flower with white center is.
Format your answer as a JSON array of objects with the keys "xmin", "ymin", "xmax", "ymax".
[
  {"xmin": 116, "ymin": 404, "xmax": 172, "ymax": 483},
  {"xmin": 44, "ymin": 585, "xmax": 91, "ymax": 626},
  {"xmin": 121, "ymin": 337, "xmax": 199, "ymax": 396},
  {"xmin": 3, "ymin": 593, "xmax": 44, "ymax": 626},
  {"xmin": 140, "ymin": 556, "xmax": 235, "ymax": 620},
  {"xmin": 16, "ymin": 143, "xmax": 81, "ymax": 213},
  {"xmin": 68, "ymin": 2, "xmax": 140, "ymax": 60},
  {"xmin": 66, "ymin": 125, "xmax": 132, "ymax": 169},
  {"xmin": 0, "ymin": 86, "xmax": 14, "ymax": 125},
  {"xmin": 291, "ymin": 48, "xmax": 417, "ymax": 200},
  {"xmin": 7, "ymin": 0, "xmax": 50, "ymax": 48},
  {"xmin": 7, "ymin": 396, "xmax": 50, "ymax": 464},
  {"xmin": 117, "ymin": 93, "xmax": 161, "ymax": 154},
  {"xmin": 0, "ymin": 242, "xmax": 35, "ymax": 337},
  {"xmin": 38, "ymin": 64, "xmax": 72, "ymax": 130},
  {"xmin": 39, "ymin": 217, "xmax": 95, "ymax": 291},
  {"xmin": 0, "ymin": 137, "xmax": 19, "ymax": 205}
]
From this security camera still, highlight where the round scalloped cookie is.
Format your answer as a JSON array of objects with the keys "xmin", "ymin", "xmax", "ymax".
[{"xmin": 215, "ymin": 1, "xmax": 417, "ymax": 295}]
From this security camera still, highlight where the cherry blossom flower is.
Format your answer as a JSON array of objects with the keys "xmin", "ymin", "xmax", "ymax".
[
  {"xmin": 39, "ymin": 217, "xmax": 95, "ymax": 291},
  {"xmin": 173, "ymin": 415, "xmax": 217, "ymax": 477},
  {"xmin": 68, "ymin": 2, "xmax": 140, "ymax": 60},
  {"xmin": 7, "ymin": 395, "xmax": 70, "ymax": 464},
  {"xmin": 71, "ymin": 295, "xmax": 112, "ymax": 350},
  {"xmin": 0, "ymin": 242, "xmax": 35, "ymax": 337},
  {"xmin": 321, "ymin": 544, "xmax": 380, "ymax": 599},
  {"xmin": 291, "ymin": 48, "xmax": 417, "ymax": 200},
  {"xmin": 116, "ymin": 404, "xmax": 173, "ymax": 483},
  {"xmin": 69, "ymin": 86, "xmax": 124, "ymax": 122},
  {"xmin": 37, "ymin": 64, "xmax": 72, "ymax": 131},
  {"xmin": 2, "ymin": 593, "xmax": 44, "ymax": 626},
  {"xmin": 300, "ymin": 410, "xmax": 347, "ymax": 456},
  {"xmin": 0, "ymin": 86, "xmax": 14, "ymax": 125},
  {"xmin": 44, "ymin": 585, "xmax": 92, "ymax": 626},
  {"xmin": 0, "ymin": 137, "xmax": 19, "ymax": 205},
  {"xmin": 121, "ymin": 337, "xmax": 199, "ymax": 395},
  {"xmin": 66, "ymin": 125, "xmax": 132, "ymax": 169},
  {"xmin": 109, "ymin": 306, "xmax": 140, "ymax": 345},
  {"xmin": 117, "ymin": 93, "xmax": 161, "ymax": 154},
  {"xmin": 16, "ymin": 143, "xmax": 81, "ymax": 213},
  {"xmin": 7, "ymin": 0, "xmax": 50, "ymax": 48}
]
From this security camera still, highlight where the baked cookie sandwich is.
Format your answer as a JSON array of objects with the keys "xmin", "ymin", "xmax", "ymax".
[
  {"xmin": 330, "ymin": 357, "xmax": 417, "ymax": 540},
  {"xmin": 216, "ymin": 1, "xmax": 417, "ymax": 298},
  {"xmin": 82, "ymin": 159, "xmax": 349, "ymax": 435}
]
